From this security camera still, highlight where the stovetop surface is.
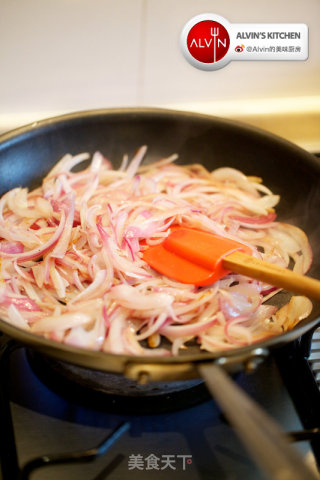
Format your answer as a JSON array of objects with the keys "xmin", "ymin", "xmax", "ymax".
[{"xmin": 1, "ymin": 344, "xmax": 313, "ymax": 480}]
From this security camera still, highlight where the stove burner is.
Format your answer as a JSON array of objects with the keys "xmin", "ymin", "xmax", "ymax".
[
  {"xmin": 2, "ymin": 332, "xmax": 320, "ymax": 480},
  {"xmin": 27, "ymin": 350, "xmax": 211, "ymax": 414}
]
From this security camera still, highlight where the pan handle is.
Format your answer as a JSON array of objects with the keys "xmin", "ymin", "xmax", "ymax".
[{"xmin": 198, "ymin": 362, "xmax": 318, "ymax": 480}]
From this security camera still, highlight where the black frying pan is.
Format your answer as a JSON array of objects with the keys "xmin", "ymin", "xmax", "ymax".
[{"xmin": 0, "ymin": 108, "xmax": 320, "ymax": 479}]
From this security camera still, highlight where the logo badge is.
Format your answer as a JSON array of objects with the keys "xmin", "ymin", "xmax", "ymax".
[
  {"xmin": 180, "ymin": 14, "xmax": 308, "ymax": 71},
  {"xmin": 181, "ymin": 14, "xmax": 231, "ymax": 71},
  {"xmin": 186, "ymin": 20, "xmax": 230, "ymax": 64}
]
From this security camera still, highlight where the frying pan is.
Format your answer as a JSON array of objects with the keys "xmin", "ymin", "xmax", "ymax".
[{"xmin": 0, "ymin": 108, "xmax": 320, "ymax": 479}]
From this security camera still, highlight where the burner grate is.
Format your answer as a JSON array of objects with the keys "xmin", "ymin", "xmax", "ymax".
[
  {"xmin": 309, "ymin": 328, "xmax": 320, "ymax": 388},
  {"xmin": 0, "ymin": 337, "xmax": 130, "ymax": 480}
]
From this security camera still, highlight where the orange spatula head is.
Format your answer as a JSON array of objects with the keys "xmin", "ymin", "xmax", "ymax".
[
  {"xmin": 143, "ymin": 227, "xmax": 320, "ymax": 300},
  {"xmin": 142, "ymin": 227, "xmax": 252, "ymax": 286}
]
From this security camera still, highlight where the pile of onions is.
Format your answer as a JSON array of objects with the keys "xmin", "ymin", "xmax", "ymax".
[{"xmin": 0, "ymin": 147, "xmax": 313, "ymax": 355}]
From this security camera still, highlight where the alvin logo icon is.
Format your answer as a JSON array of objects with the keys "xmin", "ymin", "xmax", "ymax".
[{"xmin": 187, "ymin": 20, "xmax": 230, "ymax": 63}]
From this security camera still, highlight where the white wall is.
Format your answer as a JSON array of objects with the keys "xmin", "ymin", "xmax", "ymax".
[
  {"xmin": 141, "ymin": 0, "xmax": 320, "ymax": 106},
  {"xmin": 0, "ymin": 0, "xmax": 319, "ymax": 148},
  {"xmin": 0, "ymin": 0, "xmax": 143, "ymax": 114}
]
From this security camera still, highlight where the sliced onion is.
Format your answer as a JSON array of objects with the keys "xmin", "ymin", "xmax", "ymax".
[
  {"xmin": 0, "ymin": 148, "xmax": 314, "ymax": 356},
  {"xmin": 6, "ymin": 304, "xmax": 31, "ymax": 330},
  {"xmin": 272, "ymin": 296, "xmax": 312, "ymax": 331},
  {"xmin": 1, "ymin": 210, "xmax": 66, "ymax": 262},
  {"xmin": 31, "ymin": 312, "xmax": 91, "ymax": 333},
  {"xmin": 69, "ymin": 269, "xmax": 107, "ymax": 304},
  {"xmin": 160, "ymin": 316, "xmax": 217, "ymax": 339},
  {"xmin": 108, "ymin": 284, "xmax": 174, "ymax": 310},
  {"xmin": 0, "ymin": 241, "xmax": 24, "ymax": 254},
  {"xmin": 51, "ymin": 195, "xmax": 75, "ymax": 258}
]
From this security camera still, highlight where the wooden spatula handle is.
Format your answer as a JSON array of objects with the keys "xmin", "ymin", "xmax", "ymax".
[{"xmin": 224, "ymin": 251, "xmax": 320, "ymax": 301}]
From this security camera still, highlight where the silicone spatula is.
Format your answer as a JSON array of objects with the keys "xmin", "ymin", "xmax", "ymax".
[{"xmin": 142, "ymin": 226, "xmax": 320, "ymax": 300}]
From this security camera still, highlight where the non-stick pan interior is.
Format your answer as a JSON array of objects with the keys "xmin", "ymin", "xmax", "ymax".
[{"xmin": 0, "ymin": 108, "xmax": 320, "ymax": 368}]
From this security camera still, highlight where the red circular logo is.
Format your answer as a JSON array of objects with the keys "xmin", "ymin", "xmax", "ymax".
[{"xmin": 187, "ymin": 21, "xmax": 230, "ymax": 63}]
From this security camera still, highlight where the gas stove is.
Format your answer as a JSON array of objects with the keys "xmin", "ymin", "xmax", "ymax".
[{"xmin": 1, "ymin": 329, "xmax": 320, "ymax": 480}]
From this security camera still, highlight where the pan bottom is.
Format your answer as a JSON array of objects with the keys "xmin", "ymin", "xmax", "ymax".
[{"xmin": 27, "ymin": 350, "xmax": 211, "ymax": 414}]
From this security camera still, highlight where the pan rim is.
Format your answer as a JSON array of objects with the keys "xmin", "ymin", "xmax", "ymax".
[
  {"xmin": 0, "ymin": 314, "xmax": 319, "ymax": 368},
  {"xmin": 0, "ymin": 106, "xmax": 319, "ymax": 169},
  {"xmin": 0, "ymin": 107, "xmax": 319, "ymax": 372}
]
